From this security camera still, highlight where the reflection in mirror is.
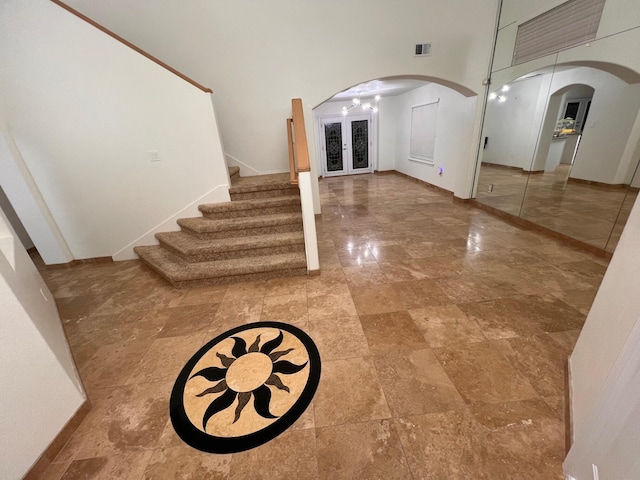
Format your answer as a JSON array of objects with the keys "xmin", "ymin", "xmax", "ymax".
[
  {"xmin": 476, "ymin": 63, "xmax": 640, "ymax": 252},
  {"xmin": 475, "ymin": 71, "xmax": 556, "ymax": 216},
  {"xmin": 606, "ymin": 161, "xmax": 640, "ymax": 252}
]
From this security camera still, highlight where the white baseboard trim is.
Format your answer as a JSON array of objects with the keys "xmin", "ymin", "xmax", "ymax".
[
  {"xmin": 224, "ymin": 153, "xmax": 288, "ymax": 177},
  {"xmin": 112, "ymin": 184, "xmax": 231, "ymax": 261}
]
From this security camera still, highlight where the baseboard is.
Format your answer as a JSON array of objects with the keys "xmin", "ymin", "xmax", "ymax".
[
  {"xmin": 391, "ymin": 170, "xmax": 454, "ymax": 196},
  {"xmin": 45, "ymin": 256, "xmax": 113, "ymax": 269},
  {"xmin": 567, "ymin": 177, "xmax": 627, "ymax": 189},
  {"xmin": 23, "ymin": 400, "xmax": 92, "ymax": 480},
  {"xmin": 481, "ymin": 162, "xmax": 529, "ymax": 174},
  {"xmin": 112, "ymin": 184, "xmax": 231, "ymax": 261},
  {"xmin": 470, "ymin": 200, "xmax": 613, "ymax": 259},
  {"xmin": 308, "ymin": 269, "xmax": 321, "ymax": 277},
  {"xmin": 224, "ymin": 153, "xmax": 289, "ymax": 177}
]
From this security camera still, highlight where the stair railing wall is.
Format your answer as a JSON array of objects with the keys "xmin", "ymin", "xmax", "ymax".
[{"xmin": 288, "ymin": 99, "xmax": 320, "ymax": 273}]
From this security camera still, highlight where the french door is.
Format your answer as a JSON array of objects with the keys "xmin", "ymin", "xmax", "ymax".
[{"xmin": 321, "ymin": 115, "xmax": 373, "ymax": 176}]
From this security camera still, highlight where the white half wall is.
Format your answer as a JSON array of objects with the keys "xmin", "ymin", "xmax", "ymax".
[
  {"xmin": 0, "ymin": 0, "xmax": 229, "ymax": 263},
  {"xmin": 0, "ymin": 208, "xmax": 85, "ymax": 479}
]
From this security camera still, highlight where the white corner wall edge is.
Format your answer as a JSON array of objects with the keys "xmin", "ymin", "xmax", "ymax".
[
  {"xmin": 224, "ymin": 153, "xmax": 289, "ymax": 177},
  {"xmin": 0, "ymin": 208, "xmax": 84, "ymax": 479},
  {"xmin": 112, "ymin": 184, "xmax": 230, "ymax": 261}
]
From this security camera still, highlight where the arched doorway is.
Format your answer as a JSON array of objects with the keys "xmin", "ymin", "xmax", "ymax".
[{"xmin": 313, "ymin": 76, "xmax": 478, "ymax": 191}]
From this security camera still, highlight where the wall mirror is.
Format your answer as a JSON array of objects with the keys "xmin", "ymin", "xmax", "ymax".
[{"xmin": 475, "ymin": 5, "xmax": 640, "ymax": 254}]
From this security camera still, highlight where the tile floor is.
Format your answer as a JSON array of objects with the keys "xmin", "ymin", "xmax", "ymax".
[
  {"xmin": 35, "ymin": 173, "xmax": 609, "ymax": 479},
  {"xmin": 476, "ymin": 163, "xmax": 637, "ymax": 251}
]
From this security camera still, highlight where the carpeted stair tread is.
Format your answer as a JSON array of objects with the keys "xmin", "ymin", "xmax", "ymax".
[
  {"xmin": 178, "ymin": 212, "xmax": 302, "ymax": 233},
  {"xmin": 230, "ymin": 173, "xmax": 291, "ymax": 189},
  {"xmin": 199, "ymin": 196, "xmax": 300, "ymax": 215},
  {"xmin": 228, "ymin": 166, "xmax": 240, "ymax": 179},
  {"xmin": 156, "ymin": 231, "xmax": 304, "ymax": 259},
  {"xmin": 135, "ymin": 245, "xmax": 306, "ymax": 284}
]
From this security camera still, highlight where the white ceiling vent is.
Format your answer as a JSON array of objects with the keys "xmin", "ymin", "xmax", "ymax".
[{"xmin": 415, "ymin": 43, "xmax": 431, "ymax": 56}]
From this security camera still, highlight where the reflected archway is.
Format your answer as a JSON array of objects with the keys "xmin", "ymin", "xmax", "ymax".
[{"xmin": 475, "ymin": 61, "xmax": 640, "ymax": 252}]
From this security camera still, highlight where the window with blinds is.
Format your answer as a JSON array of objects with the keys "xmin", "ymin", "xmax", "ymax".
[{"xmin": 512, "ymin": 0, "xmax": 606, "ymax": 65}]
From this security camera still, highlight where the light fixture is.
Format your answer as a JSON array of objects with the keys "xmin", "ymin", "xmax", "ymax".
[
  {"xmin": 501, "ymin": 85, "xmax": 510, "ymax": 92},
  {"xmin": 498, "ymin": 95, "xmax": 507, "ymax": 103},
  {"xmin": 488, "ymin": 92, "xmax": 497, "ymax": 100},
  {"xmin": 342, "ymin": 92, "xmax": 380, "ymax": 115}
]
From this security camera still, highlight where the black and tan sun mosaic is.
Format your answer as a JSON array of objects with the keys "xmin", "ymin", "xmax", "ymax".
[{"xmin": 170, "ymin": 322, "xmax": 321, "ymax": 453}]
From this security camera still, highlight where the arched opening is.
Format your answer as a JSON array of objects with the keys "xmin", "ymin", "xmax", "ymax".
[{"xmin": 313, "ymin": 75, "xmax": 478, "ymax": 191}]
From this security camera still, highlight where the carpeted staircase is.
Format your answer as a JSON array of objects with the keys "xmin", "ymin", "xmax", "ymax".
[{"xmin": 134, "ymin": 167, "xmax": 308, "ymax": 288}]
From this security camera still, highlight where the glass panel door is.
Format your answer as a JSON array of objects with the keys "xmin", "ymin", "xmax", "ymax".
[
  {"xmin": 321, "ymin": 115, "xmax": 373, "ymax": 176},
  {"xmin": 350, "ymin": 119, "xmax": 370, "ymax": 171},
  {"xmin": 323, "ymin": 121, "xmax": 345, "ymax": 174}
]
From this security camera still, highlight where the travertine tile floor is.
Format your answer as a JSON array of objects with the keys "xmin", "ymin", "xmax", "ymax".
[
  {"xmin": 36, "ymin": 173, "xmax": 610, "ymax": 479},
  {"xmin": 476, "ymin": 163, "xmax": 638, "ymax": 251}
]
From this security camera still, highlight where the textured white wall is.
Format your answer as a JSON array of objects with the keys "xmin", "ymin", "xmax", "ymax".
[
  {"xmin": 63, "ymin": 0, "xmax": 499, "ymax": 184},
  {"xmin": 0, "ymin": 209, "xmax": 84, "ymax": 479},
  {"xmin": 0, "ymin": 0, "xmax": 229, "ymax": 262}
]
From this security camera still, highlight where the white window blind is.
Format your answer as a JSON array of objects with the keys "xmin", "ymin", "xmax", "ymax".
[
  {"xmin": 513, "ymin": 0, "xmax": 605, "ymax": 65},
  {"xmin": 410, "ymin": 101, "xmax": 438, "ymax": 164}
]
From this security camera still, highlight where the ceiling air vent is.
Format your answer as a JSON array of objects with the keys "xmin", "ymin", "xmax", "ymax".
[{"xmin": 415, "ymin": 43, "xmax": 431, "ymax": 56}]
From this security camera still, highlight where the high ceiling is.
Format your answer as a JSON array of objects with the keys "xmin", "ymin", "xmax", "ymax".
[{"xmin": 327, "ymin": 78, "xmax": 428, "ymax": 102}]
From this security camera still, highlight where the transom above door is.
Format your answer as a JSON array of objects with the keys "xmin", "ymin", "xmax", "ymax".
[{"xmin": 321, "ymin": 115, "xmax": 373, "ymax": 177}]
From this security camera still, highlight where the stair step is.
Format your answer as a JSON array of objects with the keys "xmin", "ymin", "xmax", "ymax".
[
  {"xmin": 156, "ymin": 231, "xmax": 305, "ymax": 262},
  {"xmin": 177, "ymin": 212, "xmax": 302, "ymax": 239},
  {"xmin": 229, "ymin": 179, "xmax": 299, "ymax": 201},
  {"xmin": 134, "ymin": 246, "xmax": 307, "ymax": 288},
  {"xmin": 228, "ymin": 166, "xmax": 240, "ymax": 180},
  {"xmin": 199, "ymin": 196, "xmax": 301, "ymax": 219}
]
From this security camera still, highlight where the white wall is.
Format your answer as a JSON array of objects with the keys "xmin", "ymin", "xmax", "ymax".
[
  {"xmin": 0, "ymin": 208, "xmax": 85, "ymax": 479},
  {"xmin": 377, "ymin": 97, "xmax": 401, "ymax": 172},
  {"xmin": 381, "ymin": 83, "xmax": 477, "ymax": 193},
  {"xmin": 0, "ymin": 186, "xmax": 33, "ymax": 250},
  {"xmin": 63, "ymin": 0, "xmax": 499, "ymax": 196},
  {"xmin": 0, "ymin": 125, "xmax": 76, "ymax": 265},
  {"xmin": 0, "ymin": 0, "xmax": 229, "ymax": 263}
]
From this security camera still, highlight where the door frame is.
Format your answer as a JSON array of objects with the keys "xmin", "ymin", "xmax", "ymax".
[{"xmin": 315, "ymin": 109, "xmax": 378, "ymax": 178}]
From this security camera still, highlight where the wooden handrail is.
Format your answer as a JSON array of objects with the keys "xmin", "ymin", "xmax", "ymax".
[
  {"xmin": 291, "ymin": 99, "xmax": 311, "ymax": 173},
  {"xmin": 50, "ymin": 0, "xmax": 213, "ymax": 93}
]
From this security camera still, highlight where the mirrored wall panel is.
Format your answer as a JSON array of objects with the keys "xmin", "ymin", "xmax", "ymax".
[{"xmin": 475, "ymin": 1, "xmax": 640, "ymax": 254}]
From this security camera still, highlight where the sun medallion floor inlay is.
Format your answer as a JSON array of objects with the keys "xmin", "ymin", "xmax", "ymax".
[{"xmin": 170, "ymin": 322, "xmax": 321, "ymax": 453}]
